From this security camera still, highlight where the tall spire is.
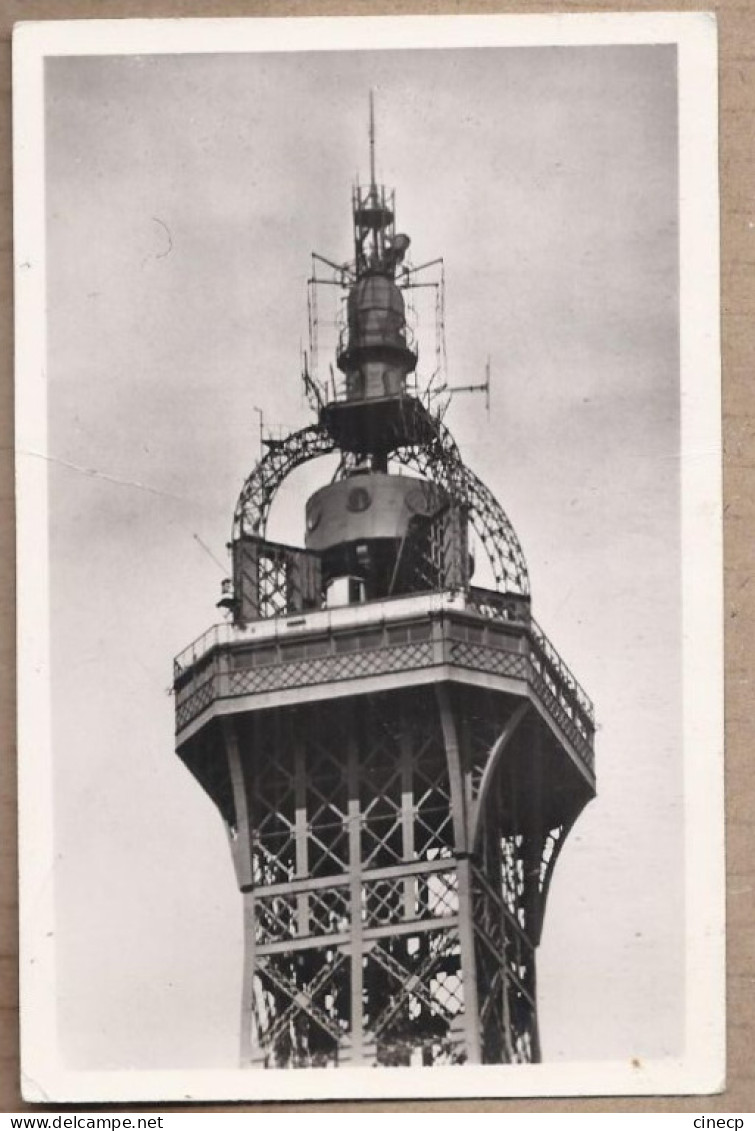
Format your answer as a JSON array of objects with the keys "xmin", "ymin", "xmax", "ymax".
[
  {"xmin": 369, "ymin": 89, "xmax": 376, "ymax": 191},
  {"xmin": 350, "ymin": 91, "xmax": 398, "ymax": 279}
]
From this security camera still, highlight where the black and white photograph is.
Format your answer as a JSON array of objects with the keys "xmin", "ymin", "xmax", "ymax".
[{"xmin": 13, "ymin": 13, "xmax": 723, "ymax": 1103}]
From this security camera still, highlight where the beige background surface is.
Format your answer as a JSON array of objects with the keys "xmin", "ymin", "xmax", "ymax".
[{"xmin": 1, "ymin": 0, "xmax": 750, "ymax": 1114}]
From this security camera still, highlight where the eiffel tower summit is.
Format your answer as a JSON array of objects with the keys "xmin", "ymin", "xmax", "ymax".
[{"xmin": 173, "ymin": 99, "xmax": 596, "ymax": 1069}]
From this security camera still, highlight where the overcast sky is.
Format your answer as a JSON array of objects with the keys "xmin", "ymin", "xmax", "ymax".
[{"xmin": 44, "ymin": 43, "xmax": 680, "ymax": 1071}]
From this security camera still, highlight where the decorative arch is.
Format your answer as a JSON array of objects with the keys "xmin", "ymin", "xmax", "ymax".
[
  {"xmin": 231, "ymin": 412, "xmax": 530, "ymax": 596},
  {"xmin": 233, "ymin": 425, "xmax": 338, "ymax": 540}
]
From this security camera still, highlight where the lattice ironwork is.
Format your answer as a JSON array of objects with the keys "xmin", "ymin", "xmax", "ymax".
[
  {"xmin": 233, "ymin": 425, "xmax": 337, "ymax": 540},
  {"xmin": 413, "ymin": 733, "xmax": 453, "ymax": 861},
  {"xmin": 448, "ymin": 639, "xmax": 529, "ymax": 681},
  {"xmin": 228, "ymin": 690, "xmax": 572, "ymax": 1067},
  {"xmin": 307, "ymin": 736, "xmax": 350, "ymax": 878},
  {"xmin": 389, "ymin": 413, "xmax": 529, "ymax": 596},
  {"xmin": 528, "ymin": 667, "xmax": 595, "ymax": 770},
  {"xmin": 470, "ymin": 859, "xmax": 539, "ymax": 1065},
  {"xmin": 501, "ymin": 834, "xmax": 527, "ymax": 925},
  {"xmin": 472, "ymin": 872, "xmax": 505, "ymax": 956},
  {"xmin": 228, "ymin": 640, "xmax": 434, "ymax": 697},
  {"xmin": 360, "ymin": 716, "xmax": 404, "ymax": 869},
  {"xmin": 465, "ymin": 707, "xmax": 504, "ymax": 804},
  {"xmin": 176, "ymin": 664, "xmax": 593, "ymax": 1068},
  {"xmin": 365, "ymin": 929, "xmax": 464, "ymax": 1065},
  {"xmin": 539, "ymin": 826, "xmax": 564, "ymax": 893},
  {"xmin": 179, "ymin": 646, "xmax": 590, "ymax": 782},
  {"xmin": 418, "ymin": 870, "xmax": 459, "ymax": 919},
  {"xmin": 507, "ymin": 986, "xmax": 538, "ymax": 1064},
  {"xmin": 393, "ymin": 501, "xmax": 470, "ymax": 596},
  {"xmin": 248, "ymin": 718, "xmax": 298, "ymax": 888},
  {"xmin": 446, "ymin": 638, "xmax": 594, "ymax": 772},
  {"xmin": 255, "ymin": 892, "xmax": 298, "ymax": 945},
  {"xmin": 477, "ymin": 939, "xmax": 507, "ymax": 1062},
  {"xmin": 530, "ymin": 618, "xmax": 594, "ymax": 724},
  {"xmin": 254, "ymin": 948, "xmax": 349, "ymax": 1068},
  {"xmin": 174, "ymin": 674, "xmax": 215, "ymax": 732},
  {"xmin": 363, "ymin": 876, "xmax": 404, "ymax": 927},
  {"xmin": 310, "ymin": 885, "xmax": 351, "ymax": 935},
  {"xmin": 361, "ymin": 869, "xmax": 459, "ymax": 929},
  {"xmin": 233, "ymin": 536, "xmax": 323, "ymax": 624},
  {"xmin": 259, "ymin": 552, "xmax": 287, "ymax": 618}
]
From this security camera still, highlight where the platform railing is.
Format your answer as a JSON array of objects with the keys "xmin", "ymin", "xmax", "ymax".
[
  {"xmin": 466, "ymin": 586, "xmax": 594, "ymax": 726},
  {"xmin": 174, "ymin": 586, "xmax": 594, "ymax": 764},
  {"xmin": 173, "ymin": 591, "xmax": 464, "ymax": 679},
  {"xmin": 528, "ymin": 617, "xmax": 594, "ymax": 725}
]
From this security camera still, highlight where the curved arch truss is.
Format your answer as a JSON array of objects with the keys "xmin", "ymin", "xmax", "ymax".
[
  {"xmin": 233, "ymin": 425, "xmax": 338, "ymax": 539},
  {"xmin": 391, "ymin": 438, "xmax": 529, "ymax": 597},
  {"xmin": 232, "ymin": 413, "xmax": 529, "ymax": 596}
]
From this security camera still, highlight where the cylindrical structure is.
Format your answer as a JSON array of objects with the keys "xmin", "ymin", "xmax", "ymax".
[
  {"xmin": 305, "ymin": 473, "xmax": 444, "ymax": 550},
  {"xmin": 346, "ymin": 276, "xmax": 409, "ymax": 354},
  {"xmin": 304, "ymin": 472, "xmax": 451, "ymax": 600},
  {"xmin": 337, "ymin": 273, "xmax": 417, "ymax": 396}
]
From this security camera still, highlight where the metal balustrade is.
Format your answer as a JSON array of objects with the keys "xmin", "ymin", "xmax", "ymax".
[{"xmin": 174, "ymin": 589, "xmax": 595, "ymax": 775}]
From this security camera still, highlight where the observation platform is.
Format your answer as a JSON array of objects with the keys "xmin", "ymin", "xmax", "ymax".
[
  {"xmin": 319, "ymin": 392, "xmax": 438, "ymax": 455},
  {"xmin": 174, "ymin": 587, "xmax": 595, "ymax": 789}
]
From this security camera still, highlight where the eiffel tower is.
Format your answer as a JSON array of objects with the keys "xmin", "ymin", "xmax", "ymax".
[{"xmin": 173, "ymin": 101, "xmax": 595, "ymax": 1068}]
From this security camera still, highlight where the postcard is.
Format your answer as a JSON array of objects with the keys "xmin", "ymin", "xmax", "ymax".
[{"xmin": 13, "ymin": 12, "xmax": 723, "ymax": 1103}]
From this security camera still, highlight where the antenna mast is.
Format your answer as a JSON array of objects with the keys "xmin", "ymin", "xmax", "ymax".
[
  {"xmin": 369, "ymin": 89, "xmax": 376, "ymax": 190},
  {"xmin": 445, "ymin": 356, "xmax": 492, "ymax": 415}
]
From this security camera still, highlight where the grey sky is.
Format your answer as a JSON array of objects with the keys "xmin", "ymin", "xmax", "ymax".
[{"xmin": 45, "ymin": 44, "xmax": 680, "ymax": 1069}]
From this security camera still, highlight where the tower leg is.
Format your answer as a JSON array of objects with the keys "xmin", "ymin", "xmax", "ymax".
[
  {"xmin": 222, "ymin": 718, "xmax": 260, "ymax": 1065},
  {"xmin": 241, "ymin": 891, "xmax": 263, "ymax": 1066},
  {"xmin": 435, "ymin": 685, "xmax": 481, "ymax": 1064},
  {"xmin": 522, "ymin": 725, "xmax": 545, "ymax": 1063},
  {"xmin": 455, "ymin": 855, "xmax": 482, "ymax": 1064},
  {"xmin": 347, "ymin": 717, "xmax": 365, "ymax": 1064}
]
